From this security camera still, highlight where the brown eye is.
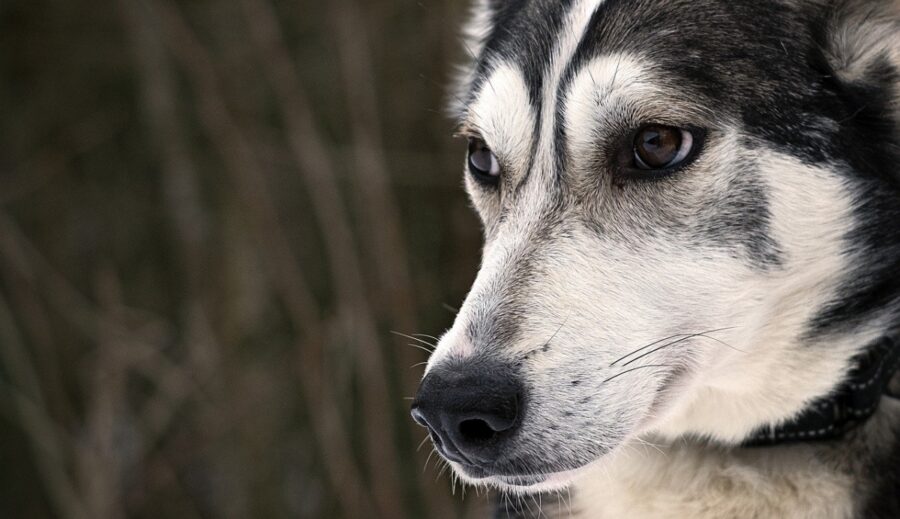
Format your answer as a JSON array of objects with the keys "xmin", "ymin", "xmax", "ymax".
[
  {"xmin": 633, "ymin": 125, "xmax": 695, "ymax": 170},
  {"xmin": 467, "ymin": 137, "xmax": 501, "ymax": 185}
]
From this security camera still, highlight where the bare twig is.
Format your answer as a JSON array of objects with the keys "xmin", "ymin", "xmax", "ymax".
[
  {"xmin": 0, "ymin": 294, "xmax": 88, "ymax": 519},
  {"xmin": 73, "ymin": 267, "xmax": 128, "ymax": 519}
]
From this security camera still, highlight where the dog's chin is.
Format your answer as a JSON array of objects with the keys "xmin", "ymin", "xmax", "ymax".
[{"xmin": 448, "ymin": 460, "xmax": 595, "ymax": 494}]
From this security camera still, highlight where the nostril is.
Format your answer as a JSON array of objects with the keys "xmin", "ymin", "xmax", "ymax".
[
  {"xmin": 458, "ymin": 418, "xmax": 496, "ymax": 442},
  {"xmin": 456, "ymin": 403, "xmax": 518, "ymax": 446}
]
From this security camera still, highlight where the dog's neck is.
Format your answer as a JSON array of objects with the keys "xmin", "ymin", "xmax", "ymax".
[{"xmin": 742, "ymin": 337, "xmax": 900, "ymax": 447}]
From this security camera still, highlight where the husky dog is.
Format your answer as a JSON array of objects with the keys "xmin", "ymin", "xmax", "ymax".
[{"xmin": 410, "ymin": 0, "xmax": 900, "ymax": 517}]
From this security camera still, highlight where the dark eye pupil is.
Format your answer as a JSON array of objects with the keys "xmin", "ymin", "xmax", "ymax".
[
  {"xmin": 468, "ymin": 139, "xmax": 493, "ymax": 173},
  {"xmin": 635, "ymin": 126, "xmax": 681, "ymax": 168}
]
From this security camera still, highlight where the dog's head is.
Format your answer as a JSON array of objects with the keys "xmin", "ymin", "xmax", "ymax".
[{"xmin": 412, "ymin": 0, "xmax": 900, "ymax": 493}]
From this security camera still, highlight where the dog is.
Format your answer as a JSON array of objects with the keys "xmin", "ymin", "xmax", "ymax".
[{"xmin": 410, "ymin": 0, "xmax": 900, "ymax": 517}]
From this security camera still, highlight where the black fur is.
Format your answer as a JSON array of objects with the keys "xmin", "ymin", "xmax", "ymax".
[
  {"xmin": 807, "ymin": 53, "xmax": 900, "ymax": 337},
  {"xmin": 475, "ymin": 0, "xmax": 573, "ymax": 108},
  {"xmin": 862, "ymin": 417, "xmax": 900, "ymax": 518}
]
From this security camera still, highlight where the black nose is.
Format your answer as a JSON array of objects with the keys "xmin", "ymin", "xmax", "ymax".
[{"xmin": 410, "ymin": 361, "xmax": 521, "ymax": 466}]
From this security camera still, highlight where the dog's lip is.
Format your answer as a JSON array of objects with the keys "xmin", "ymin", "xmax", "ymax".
[
  {"xmin": 492, "ymin": 474, "xmax": 548, "ymax": 487},
  {"xmin": 454, "ymin": 462, "xmax": 583, "ymax": 488},
  {"xmin": 454, "ymin": 462, "xmax": 492, "ymax": 479},
  {"xmin": 454, "ymin": 462, "xmax": 536, "ymax": 481}
]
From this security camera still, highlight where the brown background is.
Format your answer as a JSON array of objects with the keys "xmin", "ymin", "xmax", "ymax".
[{"xmin": 0, "ymin": 0, "xmax": 490, "ymax": 516}]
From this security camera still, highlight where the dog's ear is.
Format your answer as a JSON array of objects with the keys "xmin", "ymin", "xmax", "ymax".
[
  {"xmin": 821, "ymin": 0, "xmax": 900, "ymax": 113},
  {"xmin": 448, "ymin": 0, "xmax": 495, "ymax": 118},
  {"xmin": 461, "ymin": 0, "xmax": 494, "ymax": 61}
]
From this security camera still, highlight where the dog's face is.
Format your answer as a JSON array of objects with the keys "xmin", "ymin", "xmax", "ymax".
[{"xmin": 412, "ymin": 0, "xmax": 900, "ymax": 493}]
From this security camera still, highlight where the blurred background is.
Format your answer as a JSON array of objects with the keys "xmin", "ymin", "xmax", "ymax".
[{"xmin": 0, "ymin": 0, "xmax": 490, "ymax": 517}]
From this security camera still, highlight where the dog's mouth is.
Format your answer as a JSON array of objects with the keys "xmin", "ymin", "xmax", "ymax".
[
  {"xmin": 452, "ymin": 461, "xmax": 590, "ymax": 491},
  {"xmin": 494, "ymin": 474, "xmax": 547, "ymax": 487}
]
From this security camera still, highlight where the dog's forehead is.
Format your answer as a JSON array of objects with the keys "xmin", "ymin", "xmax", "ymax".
[
  {"xmin": 458, "ymin": 0, "xmax": 846, "ymax": 185},
  {"xmin": 464, "ymin": 0, "xmax": 814, "ymax": 118}
]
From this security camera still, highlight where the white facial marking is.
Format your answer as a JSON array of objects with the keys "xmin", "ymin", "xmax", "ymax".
[
  {"xmin": 467, "ymin": 63, "xmax": 535, "ymax": 176},
  {"xmin": 533, "ymin": 0, "xmax": 608, "ymax": 174},
  {"xmin": 563, "ymin": 54, "xmax": 652, "ymax": 164}
]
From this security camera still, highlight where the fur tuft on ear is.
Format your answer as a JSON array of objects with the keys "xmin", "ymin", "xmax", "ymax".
[
  {"xmin": 823, "ymin": 0, "xmax": 900, "ymax": 108},
  {"xmin": 461, "ymin": 0, "xmax": 495, "ymax": 60},
  {"xmin": 448, "ymin": 0, "xmax": 495, "ymax": 119}
]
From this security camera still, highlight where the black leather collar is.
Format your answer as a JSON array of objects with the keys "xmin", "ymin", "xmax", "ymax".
[{"xmin": 743, "ymin": 337, "xmax": 900, "ymax": 447}]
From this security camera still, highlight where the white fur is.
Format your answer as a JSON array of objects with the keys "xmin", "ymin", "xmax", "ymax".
[
  {"xmin": 467, "ymin": 64, "xmax": 536, "ymax": 180},
  {"xmin": 572, "ymin": 435, "xmax": 856, "ymax": 519},
  {"xmin": 450, "ymin": 0, "xmax": 496, "ymax": 117},
  {"xmin": 461, "ymin": 0, "xmax": 493, "ymax": 59},
  {"xmin": 648, "ymin": 152, "xmax": 860, "ymax": 443}
]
